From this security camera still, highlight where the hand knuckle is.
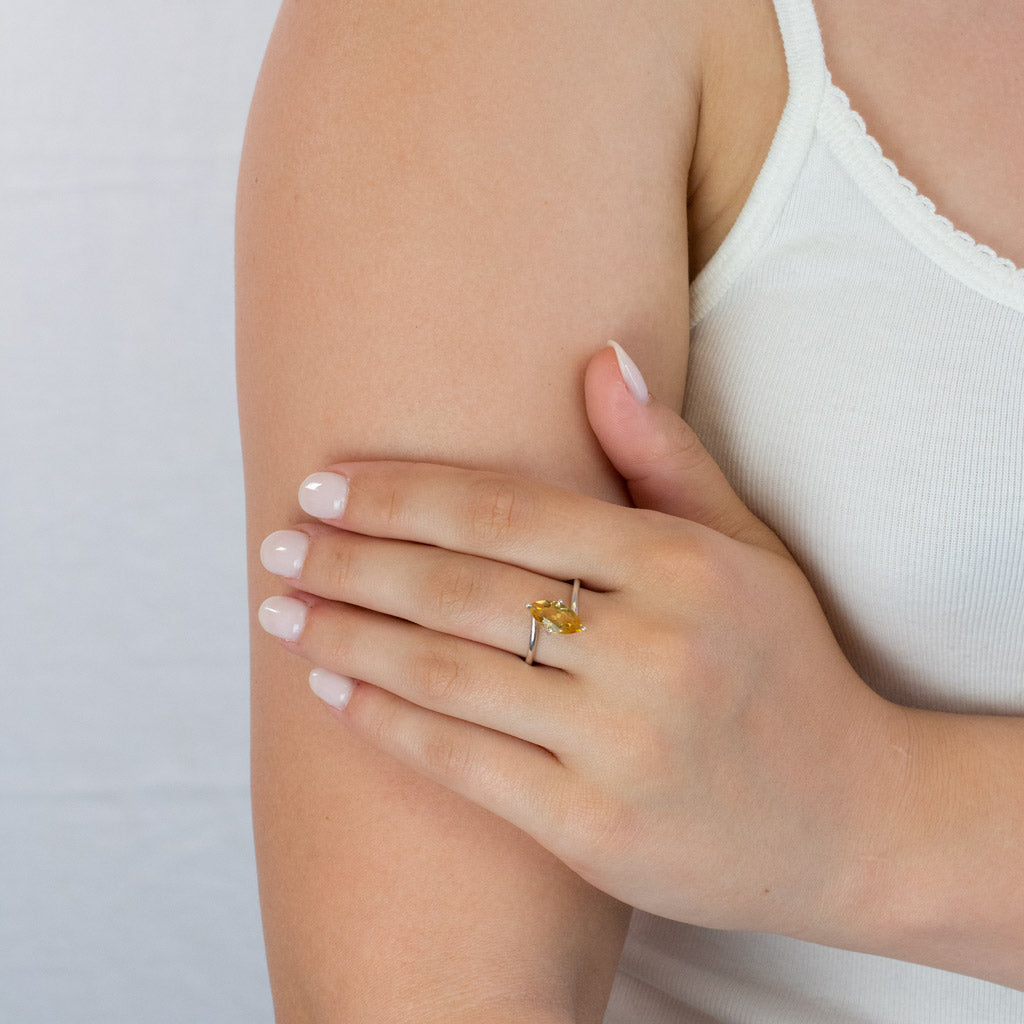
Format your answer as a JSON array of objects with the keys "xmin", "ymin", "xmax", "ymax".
[
  {"xmin": 311, "ymin": 612, "xmax": 355, "ymax": 669},
  {"xmin": 625, "ymin": 526, "xmax": 683, "ymax": 587},
  {"xmin": 644, "ymin": 530, "xmax": 723, "ymax": 595},
  {"xmin": 660, "ymin": 425, "xmax": 710, "ymax": 474},
  {"xmin": 414, "ymin": 640, "xmax": 465, "ymax": 705},
  {"xmin": 351, "ymin": 688, "xmax": 399, "ymax": 751},
  {"xmin": 608, "ymin": 614, "xmax": 676, "ymax": 678},
  {"xmin": 554, "ymin": 784, "xmax": 639, "ymax": 869},
  {"xmin": 464, "ymin": 475, "xmax": 529, "ymax": 544},
  {"xmin": 380, "ymin": 478, "xmax": 406, "ymax": 530},
  {"xmin": 428, "ymin": 558, "xmax": 479, "ymax": 621},
  {"xmin": 322, "ymin": 539, "xmax": 356, "ymax": 593},
  {"xmin": 420, "ymin": 729, "xmax": 473, "ymax": 779},
  {"xmin": 688, "ymin": 543, "xmax": 730, "ymax": 599}
]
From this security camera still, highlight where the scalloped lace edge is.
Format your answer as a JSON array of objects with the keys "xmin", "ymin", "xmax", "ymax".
[{"xmin": 826, "ymin": 77, "xmax": 1024, "ymax": 283}]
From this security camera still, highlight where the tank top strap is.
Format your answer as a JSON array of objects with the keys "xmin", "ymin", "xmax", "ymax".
[
  {"xmin": 690, "ymin": 0, "xmax": 828, "ymax": 324},
  {"xmin": 771, "ymin": 0, "xmax": 827, "ymax": 90}
]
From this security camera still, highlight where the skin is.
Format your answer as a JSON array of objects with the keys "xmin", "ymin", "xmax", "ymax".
[
  {"xmin": 258, "ymin": 370, "xmax": 893, "ymax": 943},
  {"xmin": 259, "ymin": 346, "xmax": 1024, "ymax": 987},
  {"xmin": 815, "ymin": 0, "xmax": 1024, "ymax": 268},
  {"xmin": 236, "ymin": 1, "xmax": 757, "ymax": 1019},
  {"xmin": 238, "ymin": 0, "xmax": 1023, "ymax": 1017}
]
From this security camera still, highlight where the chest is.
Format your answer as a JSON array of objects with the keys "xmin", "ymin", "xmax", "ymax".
[{"xmin": 815, "ymin": 0, "xmax": 1024, "ymax": 268}]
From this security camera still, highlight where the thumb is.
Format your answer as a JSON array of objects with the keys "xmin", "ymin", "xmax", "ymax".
[{"xmin": 585, "ymin": 342, "xmax": 788, "ymax": 556}]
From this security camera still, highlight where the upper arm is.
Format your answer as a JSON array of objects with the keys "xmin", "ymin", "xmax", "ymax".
[{"xmin": 236, "ymin": 1, "xmax": 699, "ymax": 1019}]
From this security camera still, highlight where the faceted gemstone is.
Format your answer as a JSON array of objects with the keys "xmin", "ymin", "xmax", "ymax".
[{"xmin": 527, "ymin": 599, "xmax": 584, "ymax": 634}]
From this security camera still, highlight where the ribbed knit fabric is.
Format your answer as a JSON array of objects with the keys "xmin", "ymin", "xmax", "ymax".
[{"xmin": 604, "ymin": 0, "xmax": 1024, "ymax": 1020}]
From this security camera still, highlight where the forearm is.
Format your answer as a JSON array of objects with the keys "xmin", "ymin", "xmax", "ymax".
[{"xmin": 839, "ymin": 704, "xmax": 1024, "ymax": 987}]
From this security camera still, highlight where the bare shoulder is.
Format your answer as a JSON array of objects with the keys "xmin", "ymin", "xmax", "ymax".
[
  {"xmin": 257, "ymin": 0, "xmax": 704, "ymax": 126},
  {"xmin": 238, "ymin": 0, "xmax": 709, "ymax": 477},
  {"xmin": 245, "ymin": 0, "xmax": 704, "ymax": 204}
]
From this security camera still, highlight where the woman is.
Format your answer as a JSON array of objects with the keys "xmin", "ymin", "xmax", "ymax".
[{"xmin": 236, "ymin": 0, "xmax": 1024, "ymax": 1019}]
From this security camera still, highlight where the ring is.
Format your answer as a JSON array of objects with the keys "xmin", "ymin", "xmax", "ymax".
[{"xmin": 525, "ymin": 578, "xmax": 584, "ymax": 665}]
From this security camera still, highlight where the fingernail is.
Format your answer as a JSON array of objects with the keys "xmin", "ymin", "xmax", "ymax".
[
  {"xmin": 309, "ymin": 668, "xmax": 356, "ymax": 709},
  {"xmin": 299, "ymin": 472, "xmax": 350, "ymax": 520},
  {"xmin": 260, "ymin": 530, "xmax": 310, "ymax": 579},
  {"xmin": 258, "ymin": 595, "xmax": 309, "ymax": 641},
  {"xmin": 608, "ymin": 341, "xmax": 649, "ymax": 404}
]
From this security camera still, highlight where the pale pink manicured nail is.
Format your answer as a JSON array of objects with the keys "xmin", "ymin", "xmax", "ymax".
[
  {"xmin": 260, "ymin": 530, "xmax": 309, "ymax": 579},
  {"xmin": 258, "ymin": 595, "xmax": 309, "ymax": 641},
  {"xmin": 309, "ymin": 668, "xmax": 356, "ymax": 709},
  {"xmin": 608, "ymin": 340, "xmax": 649, "ymax": 404},
  {"xmin": 299, "ymin": 472, "xmax": 349, "ymax": 520}
]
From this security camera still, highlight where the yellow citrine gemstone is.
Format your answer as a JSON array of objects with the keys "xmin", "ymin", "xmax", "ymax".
[{"xmin": 527, "ymin": 599, "xmax": 584, "ymax": 634}]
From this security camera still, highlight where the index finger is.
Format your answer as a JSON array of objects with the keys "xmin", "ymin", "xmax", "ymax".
[{"xmin": 297, "ymin": 461, "xmax": 638, "ymax": 591}]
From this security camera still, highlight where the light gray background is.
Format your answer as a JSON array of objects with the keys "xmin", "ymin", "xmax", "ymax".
[{"xmin": 3, "ymin": 4, "xmax": 281, "ymax": 1020}]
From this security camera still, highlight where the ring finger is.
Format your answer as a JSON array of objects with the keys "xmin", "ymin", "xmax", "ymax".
[{"xmin": 260, "ymin": 525, "xmax": 600, "ymax": 671}]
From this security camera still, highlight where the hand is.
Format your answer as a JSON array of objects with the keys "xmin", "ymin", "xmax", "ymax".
[{"xmin": 257, "ymin": 344, "xmax": 905, "ymax": 944}]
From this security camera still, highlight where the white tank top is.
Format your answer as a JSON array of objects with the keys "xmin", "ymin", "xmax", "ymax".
[{"xmin": 605, "ymin": 0, "xmax": 1024, "ymax": 1019}]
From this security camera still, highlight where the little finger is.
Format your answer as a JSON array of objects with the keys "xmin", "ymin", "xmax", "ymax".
[
  {"xmin": 328, "ymin": 678, "xmax": 571, "ymax": 846},
  {"xmin": 259, "ymin": 594, "xmax": 579, "ymax": 753}
]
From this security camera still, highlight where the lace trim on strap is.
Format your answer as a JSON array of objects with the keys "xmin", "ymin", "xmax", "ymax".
[{"xmin": 820, "ymin": 77, "xmax": 1024, "ymax": 313}]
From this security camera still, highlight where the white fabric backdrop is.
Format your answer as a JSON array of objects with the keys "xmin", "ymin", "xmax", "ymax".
[{"xmin": 2, "ymin": 4, "xmax": 280, "ymax": 1020}]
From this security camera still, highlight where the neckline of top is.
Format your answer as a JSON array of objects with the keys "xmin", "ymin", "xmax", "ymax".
[
  {"xmin": 818, "ymin": 76, "xmax": 1024, "ymax": 312},
  {"xmin": 691, "ymin": 0, "xmax": 1024, "ymax": 323}
]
